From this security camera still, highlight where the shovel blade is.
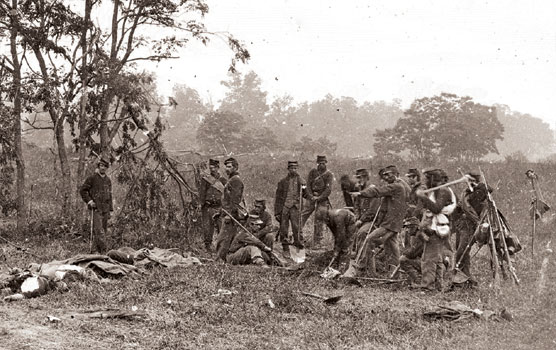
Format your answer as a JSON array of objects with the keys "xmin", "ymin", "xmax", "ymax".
[
  {"xmin": 323, "ymin": 295, "xmax": 343, "ymax": 305},
  {"xmin": 290, "ymin": 246, "xmax": 306, "ymax": 264},
  {"xmin": 452, "ymin": 268, "xmax": 470, "ymax": 284}
]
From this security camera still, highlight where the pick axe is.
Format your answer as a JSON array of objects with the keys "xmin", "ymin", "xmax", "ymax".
[{"xmin": 421, "ymin": 175, "xmax": 474, "ymax": 194}]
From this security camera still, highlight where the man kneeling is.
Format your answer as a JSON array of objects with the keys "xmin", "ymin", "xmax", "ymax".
[{"xmin": 226, "ymin": 217, "xmax": 272, "ymax": 267}]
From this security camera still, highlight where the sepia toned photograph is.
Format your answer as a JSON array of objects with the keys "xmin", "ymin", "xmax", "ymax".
[{"xmin": 0, "ymin": 1, "xmax": 554, "ymax": 349}]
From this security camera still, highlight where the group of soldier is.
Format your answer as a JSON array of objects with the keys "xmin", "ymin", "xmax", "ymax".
[{"xmin": 198, "ymin": 155, "xmax": 502, "ymax": 291}]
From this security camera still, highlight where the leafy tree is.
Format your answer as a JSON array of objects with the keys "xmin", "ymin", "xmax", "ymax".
[
  {"xmin": 297, "ymin": 95, "xmax": 403, "ymax": 157},
  {"xmin": 374, "ymin": 93, "xmax": 503, "ymax": 163},
  {"xmin": 494, "ymin": 104, "xmax": 556, "ymax": 161},
  {"xmin": 219, "ymin": 71, "xmax": 269, "ymax": 126},
  {"xmin": 196, "ymin": 110, "xmax": 279, "ymax": 155},
  {"xmin": 0, "ymin": 0, "xmax": 250, "ymax": 217},
  {"xmin": 161, "ymin": 84, "xmax": 208, "ymax": 150},
  {"xmin": 291, "ymin": 136, "xmax": 337, "ymax": 158}
]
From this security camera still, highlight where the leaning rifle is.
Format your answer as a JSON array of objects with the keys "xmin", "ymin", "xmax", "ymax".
[{"xmin": 479, "ymin": 167, "xmax": 520, "ymax": 285}]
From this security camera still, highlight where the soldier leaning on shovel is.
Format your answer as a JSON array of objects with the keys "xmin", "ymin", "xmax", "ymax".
[
  {"xmin": 301, "ymin": 155, "xmax": 334, "ymax": 248},
  {"xmin": 80, "ymin": 156, "xmax": 113, "ymax": 254},
  {"xmin": 274, "ymin": 160, "xmax": 306, "ymax": 259},
  {"xmin": 199, "ymin": 159, "xmax": 227, "ymax": 252}
]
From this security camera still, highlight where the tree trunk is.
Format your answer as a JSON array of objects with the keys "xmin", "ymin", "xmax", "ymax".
[
  {"xmin": 74, "ymin": 0, "xmax": 93, "ymax": 226},
  {"xmin": 55, "ymin": 121, "xmax": 72, "ymax": 216},
  {"xmin": 9, "ymin": 0, "xmax": 27, "ymax": 231}
]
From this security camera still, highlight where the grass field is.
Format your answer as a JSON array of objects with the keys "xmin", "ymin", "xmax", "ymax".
[
  {"xmin": 1, "ymin": 156, "xmax": 555, "ymax": 349},
  {"xmin": 0, "ymin": 229, "xmax": 554, "ymax": 350}
]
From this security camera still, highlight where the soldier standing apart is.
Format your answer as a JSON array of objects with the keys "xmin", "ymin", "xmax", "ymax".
[
  {"xmin": 216, "ymin": 157, "xmax": 245, "ymax": 261},
  {"xmin": 415, "ymin": 168, "xmax": 457, "ymax": 291},
  {"xmin": 199, "ymin": 159, "xmax": 227, "ymax": 251},
  {"xmin": 343, "ymin": 166, "xmax": 407, "ymax": 278},
  {"xmin": 274, "ymin": 161, "xmax": 305, "ymax": 258},
  {"xmin": 80, "ymin": 156, "xmax": 113, "ymax": 253},
  {"xmin": 301, "ymin": 155, "xmax": 334, "ymax": 247}
]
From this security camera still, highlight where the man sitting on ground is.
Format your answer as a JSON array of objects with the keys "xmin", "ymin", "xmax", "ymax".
[{"xmin": 226, "ymin": 216, "xmax": 272, "ymax": 267}]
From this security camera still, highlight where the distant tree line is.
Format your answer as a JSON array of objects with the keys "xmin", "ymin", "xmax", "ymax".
[{"xmin": 161, "ymin": 71, "xmax": 555, "ymax": 164}]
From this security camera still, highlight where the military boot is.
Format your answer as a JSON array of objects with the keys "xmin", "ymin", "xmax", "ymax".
[{"xmin": 282, "ymin": 244, "xmax": 292, "ymax": 260}]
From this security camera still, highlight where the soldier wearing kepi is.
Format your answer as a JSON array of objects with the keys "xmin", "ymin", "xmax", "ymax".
[
  {"xmin": 301, "ymin": 155, "xmax": 334, "ymax": 248},
  {"xmin": 343, "ymin": 165, "xmax": 408, "ymax": 278},
  {"xmin": 453, "ymin": 170, "xmax": 492, "ymax": 283},
  {"xmin": 199, "ymin": 159, "xmax": 227, "ymax": 251},
  {"xmin": 351, "ymin": 168, "xmax": 382, "ymax": 270},
  {"xmin": 248, "ymin": 199, "xmax": 276, "ymax": 249},
  {"xmin": 399, "ymin": 217, "xmax": 425, "ymax": 286},
  {"xmin": 415, "ymin": 168, "xmax": 457, "ymax": 291},
  {"xmin": 404, "ymin": 168, "xmax": 425, "ymax": 247},
  {"xmin": 275, "ymin": 161, "xmax": 305, "ymax": 258},
  {"xmin": 215, "ymin": 157, "xmax": 245, "ymax": 261},
  {"xmin": 226, "ymin": 216, "xmax": 272, "ymax": 267},
  {"xmin": 80, "ymin": 156, "xmax": 113, "ymax": 253}
]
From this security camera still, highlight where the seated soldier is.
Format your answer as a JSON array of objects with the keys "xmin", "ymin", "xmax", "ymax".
[
  {"xmin": 248, "ymin": 200, "xmax": 277, "ymax": 249},
  {"xmin": 315, "ymin": 207, "xmax": 357, "ymax": 269},
  {"xmin": 351, "ymin": 168, "xmax": 383, "ymax": 273},
  {"xmin": 399, "ymin": 217, "xmax": 425, "ymax": 286},
  {"xmin": 226, "ymin": 217, "xmax": 272, "ymax": 267}
]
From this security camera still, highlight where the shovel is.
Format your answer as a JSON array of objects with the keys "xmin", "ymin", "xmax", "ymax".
[
  {"xmin": 290, "ymin": 245, "xmax": 306, "ymax": 264},
  {"xmin": 301, "ymin": 292, "xmax": 343, "ymax": 305}
]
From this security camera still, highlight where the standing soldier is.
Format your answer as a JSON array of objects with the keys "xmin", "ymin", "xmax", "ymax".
[
  {"xmin": 404, "ymin": 168, "xmax": 425, "ymax": 247},
  {"xmin": 215, "ymin": 157, "xmax": 245, "ymax": 261},
  {"xmin": 80, "ymin": 156, "xmax": 113, "ymax": 253},
  {"xmin": 415, "ymin": 168, "xmax": 457, "ymax": 291},
  {"xmin": 301, "ymin": 155, "xmax": 334, "ymax": 248},
  {"xmin": 454, "ymin": 170, "xmax": 492, "ymax": 283},
  {"xmin": 343, "ymin": 166, "xmax": 407, "ymax": 278},
  {"xmin": 199, "ymin": 159, "xmax": 227, "ymax": 251},
  {"xmin": 275, "ymin": 161, "xmax": 305, "ymax": 258}
]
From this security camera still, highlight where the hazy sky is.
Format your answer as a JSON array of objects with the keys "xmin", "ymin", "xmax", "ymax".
[{"xmin": 144, "ymin": 0, "xmax": 556, "ymax": 128}]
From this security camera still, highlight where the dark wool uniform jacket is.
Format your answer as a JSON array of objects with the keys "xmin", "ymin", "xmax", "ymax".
[
  {"xmin": 80, "ymin": 173, "xmax": 113, "ymax": 213},
  {"xmin": 360, "ymin": 181, "xmax": 408, "ymax": 233},
  {"xmin": 354, "ymin": 183, "xmax": 382, "ymax": 223},
  {"xmin": 199, "ymin": 173, "xmax": 227, "ymax": 207},
  {"xmin": 326, "ymin": 209, "xmax": 357, "ymax": 238},
  {"xmin": 274, "ymin": 174, "xmax": 304, "ymax": 215},
  {"xmin": 306, "ymin": 169, "xmax": 333, "ymax": 202},
  {"xmin": 247, "ymin": 209, "xmax": 274, "ymax": 236},
  {"xmin": 221, "ymin": 171, "xmax": 244, "ymax": 220},
  {"xmin": 402, "ymin": 235, "xmax": 425, "ymax": 260},
  {"xmin": 228, "ymin": 228, "xmax": 267, "ymax": 254}
]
